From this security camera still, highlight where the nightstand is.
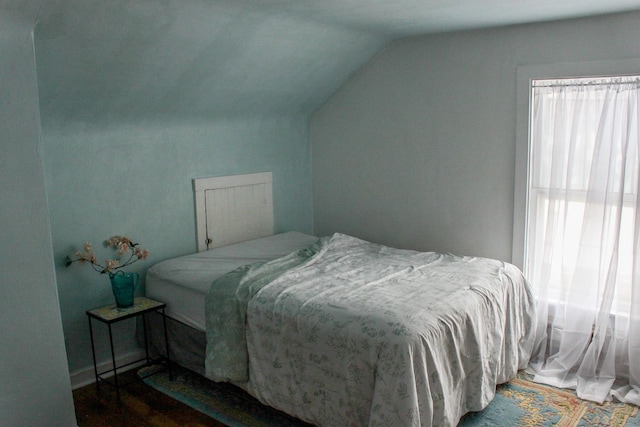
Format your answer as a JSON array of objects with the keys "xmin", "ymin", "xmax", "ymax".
[{"xmin": 86, "ymin": 297, "xmax": 172, "ymax": 400}]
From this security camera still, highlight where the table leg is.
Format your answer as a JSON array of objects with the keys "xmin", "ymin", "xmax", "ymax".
[
  {"xmin": 107, "ymin": 323, "xmax": 120, "ymax": 401},
  {"xmin": 87, "ymin": 316, "xmax": 99, "ymax": 394},
  {"xmin": 142, "ymin": 312, "xmax": 150, "ymax": 366},
  {"xmin": 161, "ymin": 307, "xmax": 172, "ymax": 380}
]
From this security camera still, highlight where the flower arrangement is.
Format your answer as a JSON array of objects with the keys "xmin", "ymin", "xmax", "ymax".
[{"xmin": 65, "ymin": 235, "xmax": 149, "ymax": 275}]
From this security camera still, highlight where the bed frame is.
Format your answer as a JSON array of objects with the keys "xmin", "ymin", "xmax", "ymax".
[{"xmin": 193, "ymin": 172, "xmax": 274, "ymax": 252}]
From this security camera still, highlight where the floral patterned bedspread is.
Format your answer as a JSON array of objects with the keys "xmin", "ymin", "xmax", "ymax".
[{"xmin": 205, "ymin": 233, "xmax": 536, "ymax": 427}]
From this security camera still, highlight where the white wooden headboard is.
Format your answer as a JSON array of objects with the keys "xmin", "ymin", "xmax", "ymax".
[{"xmin": 193, "ymin": 172, "xmax": 274, "ymax": 252}]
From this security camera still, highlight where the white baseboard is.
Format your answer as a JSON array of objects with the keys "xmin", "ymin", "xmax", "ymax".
[{"xmin": 70, "ymin": 350, "xmax": 147, "ymax": 389}]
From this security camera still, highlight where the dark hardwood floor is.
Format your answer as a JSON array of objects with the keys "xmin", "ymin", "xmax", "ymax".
[{"xmin": 73, "ymin": 368, "xmax": 224, "ymax": 426}]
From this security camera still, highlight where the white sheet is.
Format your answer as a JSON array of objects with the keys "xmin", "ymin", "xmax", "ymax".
[{"xmin": 145, "ymin": 231, "xmax": 318, "ymax": 330}]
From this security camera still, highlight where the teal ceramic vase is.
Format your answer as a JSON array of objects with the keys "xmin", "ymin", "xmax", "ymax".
[{"xmin": 109, "ymin": 272, "xmax": 139, "ymax": 308}]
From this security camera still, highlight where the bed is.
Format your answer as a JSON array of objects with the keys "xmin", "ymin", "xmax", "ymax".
[{"xmin": 145, "ymin": 172, "xmax": 536, "ymax": 427}]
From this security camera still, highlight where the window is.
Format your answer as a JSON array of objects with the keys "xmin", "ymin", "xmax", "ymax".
[{"xmin": 526, "ymin": 76, "xmax": 639, "ymax": 314}]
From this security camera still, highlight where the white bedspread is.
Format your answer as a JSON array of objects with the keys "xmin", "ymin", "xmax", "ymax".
[{"xmin": 234, "ymin": 233, "xmax": 535, "ymax": 426}]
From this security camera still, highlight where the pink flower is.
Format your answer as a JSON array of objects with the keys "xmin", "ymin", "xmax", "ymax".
[
  {"xmin": 105, "ymin": 259, "xmax": 120, "ymax": 271},
  {"xmin": 74, "ymin": 242, "xmax": 96, "ymax": 264},
  {"xmin": 135, "ymin": 248, "xmax": 149, "ymax": 260},
  {"xmin": 117, "ymin": 242, "xmax": 129, "ymax": 255}
]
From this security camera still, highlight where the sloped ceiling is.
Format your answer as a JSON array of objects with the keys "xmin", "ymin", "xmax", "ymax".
[{"xmin": 18, "ymin": 0, "xmax": 640, "ymax": 123}]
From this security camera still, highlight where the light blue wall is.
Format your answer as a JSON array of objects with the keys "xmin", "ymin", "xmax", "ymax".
[
  {"xmin": 33, "ymin": 0, "xmax": 382, "ymax": 380},
  {"xmin": 0, "ymin": 10, "xmax": 77, "ymax": 426},
  {"xmin": 311, "ymin": 10, "xmax": 640, "ymax": 262},
  {"xmin": 43, "ymin": 116, "xmax": 313, "ymax": 375}
]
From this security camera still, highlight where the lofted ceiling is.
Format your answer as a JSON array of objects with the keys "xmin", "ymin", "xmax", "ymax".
[{"xmin": 7, "ymin": 0, "xmax": 640, "ymax": 124}]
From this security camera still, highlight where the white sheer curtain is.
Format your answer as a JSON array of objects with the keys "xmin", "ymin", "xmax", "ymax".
[{"xmin": 526, "ymin": 76, "xmax": 640, "ymax": 405}]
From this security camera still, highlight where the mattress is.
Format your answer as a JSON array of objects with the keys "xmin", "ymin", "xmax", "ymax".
[{"xmin": 145, "ymin": 231, "xmax": 319, "ymax": 330}]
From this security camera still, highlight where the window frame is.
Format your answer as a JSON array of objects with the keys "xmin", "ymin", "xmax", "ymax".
[{"xmin": 511, "ymin": 58, "xmax": 640, "ymax": 274}]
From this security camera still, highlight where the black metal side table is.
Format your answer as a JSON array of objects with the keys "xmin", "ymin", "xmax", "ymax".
[{"xmin": 86, "ymin": 297, "xmax": 172, "ymax": 400}]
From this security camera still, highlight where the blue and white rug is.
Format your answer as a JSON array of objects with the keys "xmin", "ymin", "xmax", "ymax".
[{"xmin": 140, "ymin": 365, "xmax": 640, "ymax": 426}]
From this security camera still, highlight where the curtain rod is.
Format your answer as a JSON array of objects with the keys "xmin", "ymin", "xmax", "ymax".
[{"xmin": 533, "ymin": 76, "xmax": 640, "ymax": 88}]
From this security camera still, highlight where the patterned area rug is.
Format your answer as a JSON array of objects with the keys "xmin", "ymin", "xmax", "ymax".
[
  {"xmin": 460, "ymin": 374, "xmax": 640, "ymax": 427},
  {"xmin": 140, "ymin": 366, "xmax": 640, "ymax": 426}
]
